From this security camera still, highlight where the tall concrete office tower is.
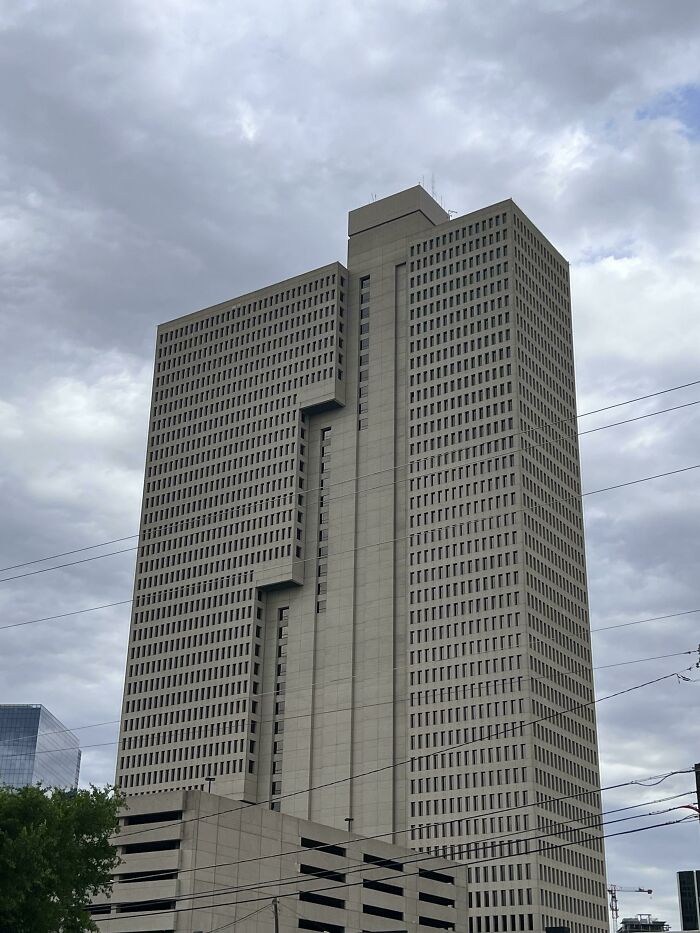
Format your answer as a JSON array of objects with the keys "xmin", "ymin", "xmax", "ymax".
[{"xmin": 117, "ymin": 187, "xmax": 608, "ymax": 933}]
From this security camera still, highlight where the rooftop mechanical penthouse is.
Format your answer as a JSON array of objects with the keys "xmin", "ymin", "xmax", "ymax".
[{"xmin": 117, "ymin": 186, "xmax": 608, "ymax": 933}]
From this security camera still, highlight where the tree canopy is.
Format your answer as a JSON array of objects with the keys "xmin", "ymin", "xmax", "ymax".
[{"xmin": 0, "ymin": 784, "xmax": 121, "ymax": 933}]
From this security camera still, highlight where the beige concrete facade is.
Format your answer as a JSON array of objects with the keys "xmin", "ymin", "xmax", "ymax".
[
  {"xmin": 91, "ymin": 790, "xmax": 466, "ymax": 933},
  {"xmin": 116, "ymin": 187, "xmax": 608, "ymax": 933}
]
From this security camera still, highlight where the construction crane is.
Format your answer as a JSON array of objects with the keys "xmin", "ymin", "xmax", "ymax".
[{"xmin": 608, "ymin": 885, "xmax": 653, "ymax": 929}]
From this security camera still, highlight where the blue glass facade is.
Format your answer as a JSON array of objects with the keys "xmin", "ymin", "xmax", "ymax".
[{"xmin": 0, "ymin": 704, "xmax": 80, "ymax": 790}]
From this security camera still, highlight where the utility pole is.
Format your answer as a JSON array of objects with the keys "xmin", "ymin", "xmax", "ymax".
[
  {"xmin": 683, "ymin": 764, "xmax": 700, "ymax": 821},
  {"xmin": 694, "ymin": 763, "xmax": 700, "ymax": 828},
  {"xmin": 272, "ymin": 897, "xmax": 279, "ymax": 933}
]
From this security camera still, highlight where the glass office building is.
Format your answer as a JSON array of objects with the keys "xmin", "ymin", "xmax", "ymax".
[{"xmin": 0, "ymin": 704, "xmax": 80, "ymax": 789}]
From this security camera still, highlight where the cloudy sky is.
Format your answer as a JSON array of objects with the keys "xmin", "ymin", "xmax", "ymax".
[{"xmin": 1, "ymin": 0, "xmax": 699, "ymax": 925}]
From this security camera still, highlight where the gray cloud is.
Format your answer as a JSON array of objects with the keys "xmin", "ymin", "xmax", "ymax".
[{"xmin": 1, "ymin": 0, "xmax": 700, "ymax": 925}]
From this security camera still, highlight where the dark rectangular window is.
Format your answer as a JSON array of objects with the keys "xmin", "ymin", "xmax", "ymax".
[
  {"xmin": 299, "ymin": 863, "xmax": 346, "ymax": 884},
  {"xmin": 122, "ymin": 809, "xmax": 182, "ymax": 826},
  {"xmin": 419, "ymin": 892, "xmax": 455, "ymax": 908},
  {"xmin": 298, "ymin": 920, "xmax": 344, "ymax": 933},
  {"xmin": 363, "ymin": 853, "xmax": 404, "ymax": 871},
  {"xmin": 363, "ymin": 904, "xmax": 404, "ymax": 921},
  {"xmin": 121, "ymin": 839, "xmax": 180, "ymax": 855},
  {"xmin": 362, "ymin": 879, "xmax": 403, "ymax": 896},
  {"xmin": 299, "ymin": 892, "xmax": 345, "ymax": 910},
  {"xmin": 419, "ymin": 868, "xmax": 455, "ymax": 885},
  {"xmin": 419, "ymin": 918, "xmax": 455, "ymax": 930},
  {"xmin": 300, "ymin": 837, "xmax": 346, "ymax": 857},
  {"xmin": 116, "ymin": 899, "xmax": 177, "ymax": 914},
  {"xmin": 116, "ymin": 870, "xmax": 178, "ymax": 883}
]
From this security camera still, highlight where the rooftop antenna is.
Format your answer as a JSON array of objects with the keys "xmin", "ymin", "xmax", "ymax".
[{"xmin": 430, "ymin": 172, "xmax": 436, "ymax": 199}]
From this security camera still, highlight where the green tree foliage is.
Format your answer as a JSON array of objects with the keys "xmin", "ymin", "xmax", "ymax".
[{"xmin": 0, "ymin": 784, "xmax": 121, "ymax": 933}]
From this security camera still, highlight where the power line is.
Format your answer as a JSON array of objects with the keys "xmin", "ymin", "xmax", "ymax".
[
  {"xmin": 595, "ymin": 649, "xmax": 699, "ymax": 670},
  {"xmin": 2, "ymin": 455, "xmax": 699, "ymax": 588},
  {"xmin": 132, "ymin": 379, "xmax": 700, "ymax": 543},
  {"xmin": 582, "ymin": 463, "xmax": 700, "ymax": 498},
  {"xmin": 96, "ymin": 666, "xmax": 700, "ymax": 832},
  {"xmin": 4, "ymin": 595, "xmax": 698, "ymax": 638},
  {"xmin": 103, "ymin": 802, "xmax": 686, "ymax": 910},
  {"xmin": 91, "ymin": 815, "xmax": 695, "ymax": 924},
  {"xmin": 208, "ymin": 903, "xmax": 272, "ymax": 933},
  {"xmin": 3, "ymin": 650, "xmax": 696, "ymax": 760},
  {"xmin": 577, "ymin": 398, "xmax": 700, "ymax": 436},
  {"xmin": 105, "ymin": 783, "xmax": 694, "ymax": 891},
  {"xmin": 56, "ymin": 667, "xmax": 694, "ymax": 846},
  {"xmin": 591, "ymin": 607, "xmax": 700, "ymax": 633},
  {"xmin": 0, "ymin": 600, "xmax": 133, "ymax": 632},
  {"xmin": 104, "ymin": 805, "xmax": 673, "ymax": 912},
  {"xmin": 0, "ymin": 547, "xmax": 137, "ymax": 584},
  {"xmin": 578, "ymin": 378, "xmax": 700, "ymax": 418},
  {"xmin": 0, "ymin": 536, "xmax": 139, "ymax": 574},
  {"xmin": 4, "ymin": 378, "xmax": 699, "ymax": 580}
]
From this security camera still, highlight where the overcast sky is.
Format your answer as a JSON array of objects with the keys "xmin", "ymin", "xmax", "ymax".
[{"xmin": 1, "ymin": 0, "xmax": 699, "ymax": 926}]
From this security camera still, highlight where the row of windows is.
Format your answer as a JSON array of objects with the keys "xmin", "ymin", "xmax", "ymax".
[
  {"xmin": 410, "ymin": 513, "xmax": 516, "ymax": 561},
  {"xmin": 528, "ymin": 633, "xmax": 590, "ymax": 682},
  {"xmin": 410, "ymin": 634, "xmax": 520, "ymax": 665},
  {"xmin": 130, "ymin": 615, "xmax": 253, "ymax": 646},
  {"xmin": 412, "ymin": 741, "xmax": 528, "ymax": 775},
  {"xmin": 410, "ymin": 547, "xmax": 518, "ymax": 583},
  {"xmin": 121, "ymin": 718, "xmax": 249, "ymax": 752},
  {"xmin": 134, "ymin": 586, "xmax": 256, "ymax": 611},
  {"xmin": 120, "ymin": 756, "xmax": 247, "ymax": 788},
  {"xmin": 410, "ymin": 422, "xmax": 514, "ymax": 458},
  {"xmin": 123, "ymin": 678, "xmax": 251, "ymax": 713},
  {"xmin": 410, "ymin": 723, "xmax": 525, "ymax": 758},
  {"xmin": 411, "ymin": 257, "xmax": 508, "ymax": 290},
  {"xmin": 157, "ymin": 298, "xmax": 339, "ymax": 365},
  {"xmin": 517, "ymin": 295, "xmax": 570, "ymax": 365},
  {"xmin": 410, "ymin": 242, "xmax": 508, "ymax": 280},
  {"xmin": 525, "ymin": 529, "xmax": 585, "ymax": 586},
  {"xmin": 412, "ymin": 306, "xmax": 509, "ymax": 354},
  {"xmin": 410, "ymin": 697, "xmax": 524, "ymax": 732},
  {"xmin": 158, "ymin": 268, "xmax": 341, "ymax": 342},
  {"xmin": 128, "ymin": 641, "xmax": 251, "ymax": 676},
  {"xmin": 410, "ymin": 386, "xmax": 512, "ymax": 423},
  {"xmin": 410, "ymin": 400, "xmax": 513, "ymax": 436},
  {"xmin": 527, "ymin": 612, "xmax": 589, "ymax": 666},
  {"xmin": 411, "ymin": 212, "xmax": 508, "ymax": 259},
  {"xmin": 469, "ymin": 913, "xmax": 533, "ymax": 933},
  {"xmin": 539, "ymin": 860, "xmax": 606, "ymax": 900},
  {"xmin": 125, "ymin": 659, "xmax": 255, "ymax": 695},
  {"xmin": 409, "ymin": 611, "xmax": 520, "ymax": 644},
  {"xmin": 409, "ymin": 589, "xmax": 520, "ymax": 625},
  {"xmin": 120, "ymin": 733, "xmax": 250, "ymax": 769},
  {"xmin": 469, "ymin": 887, "xmax": 532, "ymax": 909}
]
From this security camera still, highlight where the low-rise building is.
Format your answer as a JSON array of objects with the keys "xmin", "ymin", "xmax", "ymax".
[
  {"xmin": 618, "ymin": 917, "xmax": 669, "ymax": 933},
  {"xmin": 90, "ymin": 789, "xmax": 467, "ymax": 933}
]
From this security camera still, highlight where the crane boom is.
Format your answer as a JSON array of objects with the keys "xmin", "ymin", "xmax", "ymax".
[{"xmin": 608, "ymin": 885, "xmax": 653, "ymax": 929}]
